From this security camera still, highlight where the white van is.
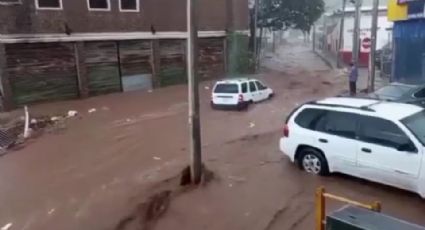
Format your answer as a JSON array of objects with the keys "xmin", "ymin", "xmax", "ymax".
[{"xmin": 211, "ymin": 78, "xmax": 274, "ymax": 110}]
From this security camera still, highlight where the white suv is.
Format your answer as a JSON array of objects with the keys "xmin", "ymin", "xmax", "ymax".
[
  {"xmin": 280, "ymin": 97, "xmax": 425, "ymax": 198},
  {"xmin": 211, "ymin": 78, "xmax": 274, "ymax": 110}
]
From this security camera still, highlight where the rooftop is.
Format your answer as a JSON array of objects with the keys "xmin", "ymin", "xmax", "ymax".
[{"xmin": 315, "ymin": 97, "xmax": 423, "ymax": 120}]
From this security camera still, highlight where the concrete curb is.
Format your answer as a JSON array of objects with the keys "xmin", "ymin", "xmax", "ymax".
[{"xmin": 313, "ymin": 50, "xmax": 335, "ymax": 70}]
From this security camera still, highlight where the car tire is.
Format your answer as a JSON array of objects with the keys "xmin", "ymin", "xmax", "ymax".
[
  {"xmin": 210, "ymin": 102, "xmax": 217, "ymax": 110},
  {"xmin": 268, "ymin": 93, "xmax": 274, "ymax": 99},
  {"xmin": 298, "ymin": 148, "xmax": 329, "ymax": 176},
  {"xmin": 237, "ymin": 102, "xmax": 249, "ymax": 111}
]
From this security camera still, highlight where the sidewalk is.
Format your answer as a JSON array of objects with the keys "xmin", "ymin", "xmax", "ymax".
[{"xmin": 315, "ymin": 48, "xmax": 389, "ymax": 91}]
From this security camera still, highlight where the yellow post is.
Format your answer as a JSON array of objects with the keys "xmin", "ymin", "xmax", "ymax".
[
  {"xmin": 315, "ymin": 187, "xmax": 326, "ymax": 230},
  {"xmin": 371, "ymin": 201, "xmax": 382, "ymax": 212}
]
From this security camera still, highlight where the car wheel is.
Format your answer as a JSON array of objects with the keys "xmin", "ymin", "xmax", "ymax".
[
  {"xmin": 210, "ymin": 102, "xmax": 217, "ymax": 110},
  {"xmin": 299, "ymin": 148, "xmax": 329, "ymax": 176},
  {"xmin": 268, "ymin": 93, "xmax": 274, "ymax": 99}
]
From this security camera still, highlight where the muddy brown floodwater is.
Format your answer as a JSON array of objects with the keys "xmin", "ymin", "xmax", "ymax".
[{"xmin": 0, "ymin": 44, "xmax": 423, "ymax": 230}]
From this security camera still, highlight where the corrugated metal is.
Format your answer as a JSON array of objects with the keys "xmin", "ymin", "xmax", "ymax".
[
  {"xmin": 392, "ymin": 19, "xmax": 425, "ymax": 84},
  {"xmin": 159, "ymin": 39, "xmax": 187, "ymax": 86},
  {"xmin": 5, "ymin": 43, "xmax": 79, "ymax": 105},
  {"xmin": 198, "ymin": 38, "xmax": 225, "ymax": 79},
  {"xmin": 84, "ymin": 42, "xmax": 121, "ymax": 96},
  {"xmin": 119, "ymin": 40, "xmax": 153, "ymax": 92}
]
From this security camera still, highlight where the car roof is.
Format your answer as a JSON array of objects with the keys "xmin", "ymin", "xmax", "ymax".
[
  {"xmin": 215, "ymin": 78, "xmax": 254, "ymax": 84},
  {"xmin": 313, "ymin": 97, "xmax": 423, "ymax": 120}
]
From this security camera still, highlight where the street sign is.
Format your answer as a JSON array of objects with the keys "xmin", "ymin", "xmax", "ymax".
[{"xmin": 362, "ymin": 37, "xmax": 371, "ymax": 50}]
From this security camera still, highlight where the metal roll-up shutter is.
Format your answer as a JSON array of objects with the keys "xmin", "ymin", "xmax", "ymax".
[
  {"xmin": 85, "ymin": 42, "xmax": 121, "ymax": 96},
  {"xmin": 6, "ymin": 43, "xmax": 79, "ymax": 105},
  {"xmin": 159, "ymin": 40, "xmax": 187, "ymax": 86},
  {"xmin": 119, "ymin": 40, "xmax": 153, "ymax": 92},
  {"xmin": 198, "ymin": 38, "xmax": 225, "ymax": 79}
]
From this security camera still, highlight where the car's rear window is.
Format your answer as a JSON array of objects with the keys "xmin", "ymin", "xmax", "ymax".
[{"xmin": 214, "ymin": 84, "xmax": 239, "ymax": 94}]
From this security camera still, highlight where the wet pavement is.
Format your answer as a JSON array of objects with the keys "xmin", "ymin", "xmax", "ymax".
[{"xmin": 0, "ymin": 43, "xmax": 421, "ymax": 230}]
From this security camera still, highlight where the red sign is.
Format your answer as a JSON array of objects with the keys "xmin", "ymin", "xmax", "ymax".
[{"xmin": 362, "ymin": 37, "xmax": 371, "ymax": 49}]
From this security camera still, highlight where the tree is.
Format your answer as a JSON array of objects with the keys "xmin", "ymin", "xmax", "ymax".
[{"xmin": 249, "ymin": 0, "xmax": 325, "ymax": 50}]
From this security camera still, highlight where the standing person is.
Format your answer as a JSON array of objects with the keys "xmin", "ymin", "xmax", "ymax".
[{"xmin": 349, "ymin": 62, "xmax": 358, "ymax": 96}]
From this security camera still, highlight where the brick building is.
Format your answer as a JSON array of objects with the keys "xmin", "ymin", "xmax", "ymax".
[{"xmin": 0, "ymin": 0, "xmax": 249, "ymax": 109}]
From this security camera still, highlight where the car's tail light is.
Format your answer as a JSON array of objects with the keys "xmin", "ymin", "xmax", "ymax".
[
  {"xmin": 238, "ymin": 94, "xmax": 244, "ymax": 102},
  {"xmin": 283, "ymin": 124, "xmax": 289, "ymax": 137}
]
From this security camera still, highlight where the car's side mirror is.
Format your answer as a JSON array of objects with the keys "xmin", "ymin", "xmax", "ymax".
[{"xmin": 397, "ymin": 143, "xmax": 417, "ymax": 153}]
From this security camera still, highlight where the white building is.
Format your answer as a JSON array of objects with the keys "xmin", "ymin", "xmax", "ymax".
[{"xmin": 326, "ymin": 6, "xmax": 393, "ymax": 66}]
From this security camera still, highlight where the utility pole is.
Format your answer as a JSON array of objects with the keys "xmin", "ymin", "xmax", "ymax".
[
  {"xmin": 253, "ymin": 0, "xmax": 259, "ymax": 71},
  {"xmin": 337, "ymin": 0, "xmax": 347, "ymax": 68},
  {"xmin": 369, "ymin": 0, "xmax": 379, "ymax": 92},
  {"xmin": 352, "ymin": 0, "xmax": 362, "ymax": 65},
  {"xmin": 312, "ymin": 24, "xmax": 316, "ymax": 52},
  {"xmin": 187, "ymin": 0, "xmax": 202, "ymax": 184}
]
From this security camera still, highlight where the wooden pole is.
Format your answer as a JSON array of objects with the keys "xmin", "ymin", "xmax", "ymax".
[
  {"xmin": 337, "ymin": 0, "xmax": 347, "ymax": 68},
  {"xmin": 187, "ymin": 0, "xmax": 202, "ymax": 184},
  {"xmin": 315, "ymin": 187, "xmax": 326, "ymax": 230},
  {"xmin": 369, "ymin": 0, "xmax": 379, "ymax": 92}
]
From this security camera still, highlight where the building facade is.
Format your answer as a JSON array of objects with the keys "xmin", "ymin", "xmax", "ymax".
[
  {"xmin": 326, "ymin": 6, "xmax": 393, "ymax": 67},
  {"xmin": 0, "ymin": 0, "xmax": 249, "ymax": 109},
  {"xmin": 388, "ymin": 0, "xmax": 425, "ymax": 84}
]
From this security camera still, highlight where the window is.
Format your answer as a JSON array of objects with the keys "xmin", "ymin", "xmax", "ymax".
[
  {"xmin": 294, "ymin": 108, "xmax": 327, "ymax": 130},
  {"xmin": 249, "ymin": 82, "xmax": 257, "ymax": 92},
  {"xmin": 214, "ymin": 84, "xmax": 239, "ymax": 94},
  {"xmin": 359, "ymin": 116, "xmax": 413, "ymax": 150},
  {"xmin": 255, "ymin": 81, "xmax": 267, "ymax": 90},
  {"xmin": 120, "ymin": 0, "xmax": 139, "ymax": 12},
  {"xmin": 241, "ymin": 83, "xmax": 248, "ymax": 94},
  {"xmin": 87, "ymin": 0, "xmax": 110, "ymax": 11},
  {"xmin": 316, "ymin": 111, "xmax": 359, "ymax": 139},
  {"xmin": 402, "ymin": 111, "xmax": 425, "ymax": 146},
  {"xmin": 413, "ymin": 88, "xmax": 425, "ymax": 98},
  {"xmin": 0, "ymin": 0, "xmax": 22, "ymax": 5},
  {"xmin": 36, "ymin": 0, "xmax": 62, "ymax": 9}
]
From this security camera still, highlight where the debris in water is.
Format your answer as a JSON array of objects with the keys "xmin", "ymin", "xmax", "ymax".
[
  {"xmin": 204, "ymin": 86, "xmax": 210, "ymax": 90},
  {"xmin": 88, "ymin": 108, "xmax": 97, "ymax": 114},
  {"xmin": 1, "ymin": 223, "xmax": 12, "ymax": 230},
  {"xmin": 153, "ymin": 156, "xmax": 161, "ymax": 161},
  {"xmin": 30, "ymin": 118, "xmax": 37, "ymax": 124},
  {"xmin": 101, "ymin": 106, "xmax": 110, "ymax": 111},
  {"xmin": 249, "ymin": 122, "xmax": 255, "ymax": 128},
  {"xmin": 48, "ymin": 208, "xmax": 55, "ymax": 215},
  {"xmin": 67, "ymin": 110, "xmax": 78, "ymax": 117},
  {"xmin": 228, "ymin": 183, "xmax": 233, "ymax": 188},
  {"xmin": 228, "ymin": 176, "xmax": 246, "ymax": 183},
  {"xmin": 148, "ymin": 90, "xmax": 153, "ymax": 93},
  {"xmin": 51, "ymin": 116, "xmax": 61, "ymax": 122}
]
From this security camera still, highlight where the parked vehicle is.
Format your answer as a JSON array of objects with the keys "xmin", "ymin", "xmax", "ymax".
[
  {"xmin": 368, "ymin": 82, "xmax": 425, "ymax": 107},
  {"xmin": 211, "ymin": 78, "xmax": 274, "ymax": 110},
  {"xmin": 280, "ymin": 97, "xmax": 425, "ymax": 198}
]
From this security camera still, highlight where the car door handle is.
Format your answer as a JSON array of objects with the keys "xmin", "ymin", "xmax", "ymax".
[
  {"xmin": 319, "ymin": 138, "xmax": 328, "ymax": 143},
  {"xmin": 361, "ymin": 148, "xmax": 372, "ymax": 153}
]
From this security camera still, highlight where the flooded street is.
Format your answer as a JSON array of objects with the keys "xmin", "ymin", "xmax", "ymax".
[{"xmin": 0, "ymin": 43, "xmax": 423, "ymax": 230}]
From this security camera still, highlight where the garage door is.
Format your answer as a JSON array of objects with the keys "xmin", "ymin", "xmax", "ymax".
[
  {"xmin": 6, "ymin": 43, "xmax": 79, "ymax": 105},
  {"xmin": 85, "ymin": 42, "xmax": 121, "ymax": 96},
  {"xmin": 198, "ymin": 38, "xmax": 225, "ymax": 79},
  {"xmin": 159, "ymin": 40, "xmax": 187, "ymax": 86},
  {"xmin": 119, "ymin": 40, "xmax": 153, "ymax": 92}
]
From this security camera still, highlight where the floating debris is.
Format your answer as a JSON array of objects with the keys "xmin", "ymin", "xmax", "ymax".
[
  {"xmin": 67, "ymin": 110, "xmax": 78, "ymax": 117},
  {"xmin": 1, "ymin": 223, "xmax": 12, "ymax": 230},
  {"xmin": 88, "ymin": 108, "xmax": 97, "ymax": 114}
]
